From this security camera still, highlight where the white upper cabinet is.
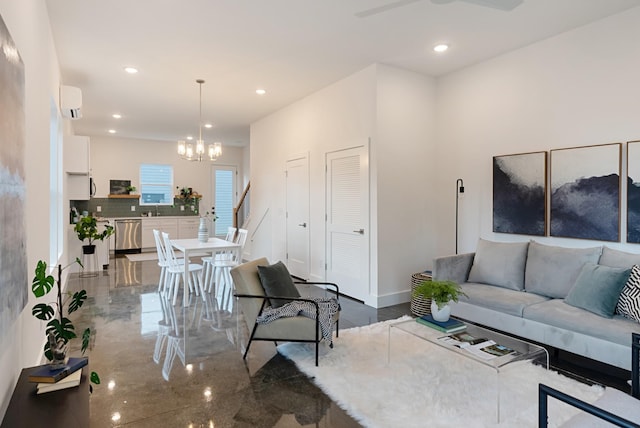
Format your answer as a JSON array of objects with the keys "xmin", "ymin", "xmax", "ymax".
[{"xmin": 65, "ymin": 135, "xmax": 90, "ymax": 174}]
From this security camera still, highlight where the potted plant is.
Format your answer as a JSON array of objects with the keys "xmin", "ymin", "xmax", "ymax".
[
  {"xmin": 413, "ymin": 280, "xmax": 467, "ymax": 322},
  {"xmin": 31, "ymin": 259, "xmax": 100, "ymax": 388},
  {"xmin": 74, "ymin": 215, "xmax": 114, "ymax": 254},
  {"xmin": 126, "ymin": 185, "xmax": 137, "ymax": 194}
]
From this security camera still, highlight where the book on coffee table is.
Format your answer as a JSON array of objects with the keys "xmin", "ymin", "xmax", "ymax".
[{"xmin": 416, "ymin": 314, "xmax": 466, "ymax": 333}]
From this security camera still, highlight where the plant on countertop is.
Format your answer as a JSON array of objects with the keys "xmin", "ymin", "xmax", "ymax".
[
  {"xmin": 31, "ymin": 259, "xmax": 100, "ymax": 388},
  {"xmin": 74, "ymin": 215, "xmax": 114, "ymax": 248},
  {"xmin": 413, "ymin": 280, "xmax": 467, "ymax": 309},
  {"xmin": 126, "ymin": 185, "xmax": 137, "ymax": 194}
]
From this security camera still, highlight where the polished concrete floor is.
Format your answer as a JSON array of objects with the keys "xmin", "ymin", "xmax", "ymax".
[
  {"xmin": 66, "ymin": 256, "xmax": 630, "ymax": 427},
  {"xmin": 68, "ymin": 256, "xmax": 410, "ymax": 427}
]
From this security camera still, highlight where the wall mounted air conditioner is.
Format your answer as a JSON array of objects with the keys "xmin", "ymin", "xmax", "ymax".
[{"xmin": 60, "ymin": 85, "xmax": 82, "ymax": 119}]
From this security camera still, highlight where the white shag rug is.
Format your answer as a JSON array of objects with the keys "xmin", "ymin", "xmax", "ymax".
[{"xmin": 278, "ymin": 317, "xmax": 605, "ymax": 428}]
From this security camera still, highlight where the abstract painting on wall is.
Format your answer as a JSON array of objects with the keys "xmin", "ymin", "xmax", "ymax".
[
  {"xmin": 493, "ymin": 151, "xmax": 547, "ymax": 236},
  {"xmin": 627, "ymin": 141, "xmax": 640, "ymax": 243},
  {"xmin": 0, "ymin": 14, "xmax": 28, "ymax": 348},
  {"xmin": 550, "ymin": 143, "xmax": 621, "ymax": 241}
]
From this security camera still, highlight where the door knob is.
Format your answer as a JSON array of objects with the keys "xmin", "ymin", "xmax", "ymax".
[
  {"xmin": 298, "ymin": 222, "xmax": 307, "ymax": 228},
  {"xmin": 353, "ymin": 228, "xmax": 364, "ymax": 234}
]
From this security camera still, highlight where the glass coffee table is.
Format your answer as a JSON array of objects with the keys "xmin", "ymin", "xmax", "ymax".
[{"xmin": 388, "ymin": 317, "xmax": 549, "ymax": 422}]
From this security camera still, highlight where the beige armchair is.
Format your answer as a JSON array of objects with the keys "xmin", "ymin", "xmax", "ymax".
[{"xmin": 230, "ymin": 257, "xmax": 340, "ymax": 366}]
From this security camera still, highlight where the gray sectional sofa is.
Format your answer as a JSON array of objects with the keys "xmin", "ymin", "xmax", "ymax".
[{"xmin": 434, "ymin": 239, "xmax": 640, "ymax": 370}]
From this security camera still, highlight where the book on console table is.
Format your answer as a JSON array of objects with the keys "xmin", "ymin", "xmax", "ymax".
[
  {"xmin": 416, "ymin": 314, "xmax": 466, "ymax": 333},
  {"xmin": 27, "ymin": 357, "xmax": 88, "ymax": 383},
  {"xmin": 36, "ymin": 368, "xmax": 82, "ymax": 394}
]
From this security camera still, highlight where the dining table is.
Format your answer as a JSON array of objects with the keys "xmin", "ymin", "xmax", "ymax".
[{"xmin": 169, "ymin": 237, "xmax": 241, "ymax": 306}]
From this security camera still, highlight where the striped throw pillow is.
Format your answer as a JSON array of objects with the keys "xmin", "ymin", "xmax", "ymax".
[{"xmin": 616, "ymin": 264, "xmax": 640, "ymax": 323}]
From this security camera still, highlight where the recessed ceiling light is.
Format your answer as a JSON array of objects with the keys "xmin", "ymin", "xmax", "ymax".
[
  {"xmin": 112, "ymin": 114, "xmax": 122, "ymax": 119},
  {"xmin": 186, "ymin": 135, "xmax": 193, "ymax": 140},
  {"xmin": 433, "ymin": 44, "xmax": 449, "ymax": 53},
  {"xmin": 256, "ymin": 89, "xmax": 266, "ymax": 95},
  {"xmin": 124, "ymin": 66, "xmax": 138, "ymax": 74},
  {"xmin": 204, "ymin": 123, "xmax": 213, "ymax": 129},
  {"xmin": 108, "ymin": 129, "xmax": 116, "ymax": 134}
]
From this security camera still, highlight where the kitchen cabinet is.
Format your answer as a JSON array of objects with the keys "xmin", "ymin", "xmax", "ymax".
[
  {"xmin": 178, "ymin": 218, "xmax": 200, "ymax": 239},
  {"xmin": 65, "ymin": 136, "xmax": 90, "ymax": 200},
  {"xmin": 141, "ymin": 218, "xmax": 178, "ymax": 249},
  {"xmin": 65, "ymin": 136, "xmax": 90, "ymax": 174}
]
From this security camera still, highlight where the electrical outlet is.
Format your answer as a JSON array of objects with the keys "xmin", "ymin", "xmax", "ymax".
[
  {"xmin": 131, "ymin": 205, "xmax": 136, "ymax": 211},
  {"xmin": 96, "ymin": 206, "xmax": 102, "ymax": 212},
  {"xmin": 180, "ymin": 205, "xmax": 185, "ymax": 211}
]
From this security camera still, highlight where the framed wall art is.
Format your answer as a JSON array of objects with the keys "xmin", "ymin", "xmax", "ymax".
[
  {"xmin": 627, "ymin": 141, "xmax": 640, "ymax": 243},
  {"xmin": 550, "ymin": 143, "xmax": 621, "ymax": 241},
  {"xmin": 493, "ymin": 151, "xmax": 547, "ymax": 236},
  {"xmin": 0, "ymin": 14, "xmax": 28, "ymax": 348}
]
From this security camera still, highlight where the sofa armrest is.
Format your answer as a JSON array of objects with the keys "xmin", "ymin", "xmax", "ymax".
[{"xmin": 433, "ymin": 252, "xmax": 475, "ymax": 284}]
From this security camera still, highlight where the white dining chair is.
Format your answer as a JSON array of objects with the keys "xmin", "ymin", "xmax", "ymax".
[
  {"xmin": 201, "ymin": 226, "xmax": 237, "ymax": 294},
  {"xmin": 211, "ymin": 229, "xmax": 248, "ymax": 310},
  {"xmin": 162, "ymin": 232, "xmax": 205, "ymax": 305},
  {"xmin": 153, "ymin": 229, "xmax": 184, "ymax": 293}
]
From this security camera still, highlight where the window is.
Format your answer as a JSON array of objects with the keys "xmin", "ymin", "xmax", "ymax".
[
  {"xmin": 49, "ymin": 98, "xmax": 63, "ymax": 265},
  {"xmin": 212, "ymin": 166, "xmax": 236, "ymax": 236},
  {"xmin": 140, "ymin": 164, "xmax": 173, "ymax": 205}
]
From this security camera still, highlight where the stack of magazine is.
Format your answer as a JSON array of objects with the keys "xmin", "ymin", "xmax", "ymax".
[{"xmin": 438, "ymin": 332, "xmax": 516, "ymax": 360}]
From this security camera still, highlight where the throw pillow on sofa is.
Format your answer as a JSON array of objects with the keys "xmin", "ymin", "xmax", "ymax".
[
  {"xmin": 467, "ymin": 238, "xmax": 529, "ymax": 290},
  {"xmin": 564, "ymin": 263, "xmax": 631, "ymax": 318},
  {"xmin": 616, "ymin": 264, "xmax": 640, "ymax": 323},
  {"xmin": 525, "ymin": 241, "xmax": 601, "ymax": 299},
  {"xmin": 257, "ymin": 261, "xmax": 301, "ymax": 308}
]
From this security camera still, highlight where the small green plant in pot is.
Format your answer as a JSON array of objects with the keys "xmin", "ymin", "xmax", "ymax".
[
  {"xmin": 74, "ymin": 215, "xmax": 114, "ymax": 254},
  {"xmin": 413, "ymin": 280, "xmax": 467, "ymax": 322},
  {"xmin": 31, "ymin": 259, "xmax": 100, "ymax": 388}
]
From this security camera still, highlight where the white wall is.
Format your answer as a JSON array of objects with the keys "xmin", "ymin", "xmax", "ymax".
[
  {"xmin": 0, "ymin": 0, "xmax": 62, "ymax": 417},
  {"xmin": 90, "ymin": 136, "xmax": 246, "ymax": 218},
  {"xmin": 434, "ymin": 7, "xmax": 640, "ymax": 256},
  {"xmin": 250, "ymin": 64, "xmax": 436, "ymax": 307},
  {"xmin": 375, "ymin": 65, "xmax": 437, "ymax": 304}
]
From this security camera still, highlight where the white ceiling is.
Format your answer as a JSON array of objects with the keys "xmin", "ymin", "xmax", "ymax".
[{"xmin": 46, "ymin": 0, "xmax": 640, "ymax": 147}]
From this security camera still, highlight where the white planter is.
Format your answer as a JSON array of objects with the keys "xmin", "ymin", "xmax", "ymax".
[{"xmin": 430, "ymin": 300, "xmax": 451, "ymax": 322}]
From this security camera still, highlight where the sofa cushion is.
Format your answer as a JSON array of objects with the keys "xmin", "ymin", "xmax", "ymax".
[
  {"xmin": 257, "ymin": 261, "xmax": 300, "ymax": 308},
  {"xmin": 564, "ymin": 263, "xmax": 630, "ymax": 318},
  {"xmin": 467, "ymin": 239, "xmax": 528, "ymax": 291},
  {"xmin": 459, "ymin": 282, "xmax": 549, "ymax": 317},
  {"xmin": 524, "ymin": 241, "xmax": 601, "ymax": 299},
  {"xmin": 523, "ymin": 299, "xmax": 640, "ymax": 346},
  {"xmin": 616, "ymin": 264, "xmax": 640, "ymax": 323},
  {"xmin": 599, "ymin": 246, "xmax": 640, "ymax": 268}
]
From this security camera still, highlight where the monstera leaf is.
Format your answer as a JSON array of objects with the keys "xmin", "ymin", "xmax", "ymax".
[{"xmin": 31, "ymin": 260, "xmax": 55, "ymax": 298}]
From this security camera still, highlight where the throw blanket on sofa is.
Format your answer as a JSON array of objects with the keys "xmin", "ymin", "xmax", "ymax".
[{"xmin": 256, "ymin": 297, "xmax": 340, "ymax": 346}]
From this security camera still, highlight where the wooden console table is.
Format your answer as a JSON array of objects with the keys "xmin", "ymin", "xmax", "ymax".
[{"xmin": 1, "ymin": 366, "xmax": 89, "ymax": 427}]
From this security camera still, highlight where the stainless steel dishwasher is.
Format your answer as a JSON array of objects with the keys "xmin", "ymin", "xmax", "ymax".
[{"xmin": 114, "ymin": 219, "xmax": 142, "ymax": 254}]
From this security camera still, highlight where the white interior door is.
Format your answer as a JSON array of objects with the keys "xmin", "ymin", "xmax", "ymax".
[
  {"xmin": 286, "ymin": 155, "xmax": 310, "ymax": 279},
  {"xmin": 326, "ymin": 145, "xmax": 369, "ymax": 301}
]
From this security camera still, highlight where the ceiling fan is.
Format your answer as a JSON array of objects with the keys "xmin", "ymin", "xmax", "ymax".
[{"xmin": 355, "ymin": 0, "xmax": 524, "ymax": 18}]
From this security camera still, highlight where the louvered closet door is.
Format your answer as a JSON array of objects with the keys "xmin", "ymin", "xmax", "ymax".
[{"xmin": 326, "ymin": 145, "xmax": 369, "ymax": 301}]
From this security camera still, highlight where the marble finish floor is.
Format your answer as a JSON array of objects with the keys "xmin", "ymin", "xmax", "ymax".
[{"xmin": 66, "ymin": 256, "xmax": 630, "ymax": 427}]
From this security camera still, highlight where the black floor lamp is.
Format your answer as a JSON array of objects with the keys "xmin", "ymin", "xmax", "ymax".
[{"xmin": 455, "ymin": 178, "xmax": 464, "ymax": 255}]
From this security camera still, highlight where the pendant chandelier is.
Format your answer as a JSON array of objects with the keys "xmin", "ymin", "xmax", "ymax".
[{"xmin": 177, "ymin": 79, "xmax": 222, "ymax": 162}]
